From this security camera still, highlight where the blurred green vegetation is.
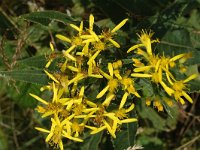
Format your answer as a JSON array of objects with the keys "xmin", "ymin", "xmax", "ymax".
[{"xmin": 0, "ymin": 0, "xmax": 200, "ymax": 150}]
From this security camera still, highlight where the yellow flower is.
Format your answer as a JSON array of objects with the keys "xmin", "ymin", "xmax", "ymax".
[
  {"xmin": 120, "ymin": 77, "xmax": 140, "ymax": 98},
  {"xmin": 35, "ymin": 114, "xmax": 83, "ymax": 150},
  {"xmin": 63, "ymin": 86, "xmax": 85, "ymax": 111},
  {"xmin": 96, "ymin": 63, "xmax": 120, "ymax": 99},
  {"xmin": 145, "ymin": 98, "xmax": 151, "ymax": 106},
  {"xmin": 45, "ymin": 42, "xmax": 57, "ymax": 68},
  {"xmin": 127, "ymin": 30, "xmax": 159, "ymax": 54},
  {"xmin": 89, "ymin": 102, "xmax": 137, "ymax": 138},
  {"xmin": 30, "ymin": 82, "xmax": 66, "ymax": 117},
  {"xmin": 56, "ymin": 21, "xmax": 85, "ymax": 56},
  {"xmin": 171, "ymin": 74, "xmax": 197, "ymax": 104},
  {"xmin": 99, "ymin": 18, "xmax": 128, "ymax": 48}
]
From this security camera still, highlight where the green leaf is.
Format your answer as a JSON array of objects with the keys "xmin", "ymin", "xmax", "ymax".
[
  {"xmin": 0, "ymin": 8, "xmax": 16, "ymax": 39},
  {"xmin": 184, "ymin": 65, "xmax": 200, "ymax": 92},
  {"xmin": 139, "ymin": 79, "xmax": 154, "ymax": 98},
  {"xmin": 136, "ymin": 100, "xmax": 166, "ymax": 130},
  {"xmin": 157, "ymin": 29, "xmax": 200, "ymax": 65},
  {"xmin": 0, "ymin": 69, "xmax": 48, "ymax": 85},
  {"xmin": 17, "ymin": 55, "xmax": 47, "ymax": 69},
  {"xmin": 112, "ymin": 111, "xmax": 138, "ymax": 150},
  {"xmin": 81, "ymin": 132, "xmax": 103, "ymax": 150},
  {"xmin": 20, "ymin": 11, "xmax": 75, "ymax": 26},
  {"xmin": 7, "ymin": 82, "xmax": 40, "ymax": 108}
]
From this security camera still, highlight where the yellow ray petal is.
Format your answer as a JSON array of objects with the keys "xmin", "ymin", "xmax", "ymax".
[
  {"xmin": 111, "ymin": 18, "xmax": 128, "ymax": 33},
  {"xmin": 90, "ymin": 126, "xmax": 107, "ymax": 134},
  {"xmin": 52, "ymin": 82, "xmax": 58, "ymax": 102},
  {"xmin": 89, "ymin": 30, "xmax": 99, "ymax": 41},
  {"xmin": 99, "ymin": 69, "xmax": 112, "ymax": 80},
  {"xmin": 103, "ymin": 119, "xmax": 116, "ymax": 138},
  {"xmin": 179, "ymin": 97, "xmax": 185, "ymax": 105},
  {"xmin": 44, "ymin": 70, "xmax": 60, "ymax": 83},
  {"xmin": 170, "ymin": 53, "xmax": 185, "ymax": 62},
  {"xmin": 120, "ymin": 118, "xmax": 137, "ymax": 123},
  {"xmin": 102, "ymin": 94, "xmax": 115, "ymax": 106},
  {"xmin": 63, "ymin": 52, "xmax": 77, "ymax": 61},
  {"xmin": 109, "ymin": 38, "xmax": 120, "ymax": 48},
  {"xmin": 56, "ymin": 34, "xmax": 71, "ymax": 43},
  {"xmin": 70, "ymin": 23, "xmax": 80, "ymax": 31},
  {"xmin": 182, "ymin": 91, "xmax": 193, "ymax": 103},
  {"xmin": 79, "ymin": 21, "xmax": 83, "ymax": 35},
  {"xmin": 88, "ymin": 74, "xmax": 103, "ymax": 78},
  {"xmin": 125, "ymin": 103, "xmax": 135, "ymax": 113},
  {"xmin": 87, "ymin": 50, "xmax": 101, "ymax": 65},
  {"xmin": 45, "ymin": 59, "xmax": 53, "ymax": 68},
  {"xmin": 119, "ymin": 92, "xmax": 129, "ymax": 109},
  {"xmin": 131, "ymin": 73, "xmax": 152, "ymax": 78},
  {"xmin": 183, "ymin": 74, "xmax": 198, "ymax": 83},
  {"xmin": 65, "ymin": 45, "xmax": 76, "ymax": 53},
  {"xmin": 127, "ymin": 44, "xmax": 144, "ymax": 53},
  {"xmin": 67, "ymin": 66, "xmax": 79, "ymax": 72},
  {"xmin": 96, "ymin": 85, "xmax": 110, "ymax": 98},
  {"xmin": 79, "ymin": 86, "xmax": 85, "ymax": 97},
  {"xmin": 133, "ymin": 66, "xmax": 152, "ymax": 72},
  {"xmin": 108, "ymin": 63, "xmax": 113, "ymax": 77},
  {"xmin": 35, "ymin": 127, "xmax": 50, "ymax": 133},
  {"xmin": 49, "ymin": 42, "xmax": 54, "ymax": 52},
  {"xmin": 29, "ymin": 93, "xmax": 48, "ymax": 105},
  {"xmin": 59, "ymin": 141, "xmax": 64, "ymax": 150},
  {"xmin": 63, "ymin": 131, "xmax": 83, "ymax": 142},
  {"xmin": 68, "ymin": 74, "xmax": 84, "ymax": 85},
  {"xmin": 86, "ymin": 100, "xmax": 97, "ymax": 107},
  {"xmin": 89, "ymin": 14, "xmax": 94, "ymax": 31},
  {"xmin": 160, "ymin": 81, "xmax": 174, "ymax": 96}
]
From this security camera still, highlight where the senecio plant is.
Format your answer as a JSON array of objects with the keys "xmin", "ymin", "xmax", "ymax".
[{"xmin": 29, "ymin": 14, "xmax": 197, "ymax": 150}]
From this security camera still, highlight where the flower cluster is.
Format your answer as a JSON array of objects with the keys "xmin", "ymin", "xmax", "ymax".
[
  {"xmin": 30, "ymin": 14, "xmax": 197, "ymax": 150},
  {"xmin": 30, "ymin": 14, "xmax": 137, "ymax": 150},
  {"xmin": 128, "ymin": 30, "xmax": 197, "ymax": 111}
]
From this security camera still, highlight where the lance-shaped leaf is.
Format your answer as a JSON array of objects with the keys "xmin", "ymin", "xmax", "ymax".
[
  {"xmin": 0, "ymin": 69, "xmax": 49, "ymax": 85},
  {"xmin": 81, "ymin": 132, "xmax": 103, "ymax": 150},
  {"xmin": 17, "ymin": 55, "xmax": 47, "ymax": 69},
  {"xmin": 112, "ymin": 111, "xmax": 138, "ymax": 150},
  {"xmin": 20, "ymin": 11, "xmax": 75, "ymax": 26}
]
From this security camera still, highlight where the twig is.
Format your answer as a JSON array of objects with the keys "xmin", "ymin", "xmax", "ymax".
[
  {"xmin": 0, "ymin": 36, "xmax": 11, "ymax": 70},
  {"xmin": 11, "ymin": 103, "xmax": 20, "ymax": 149},
  {"xmin": 175, "ymin": 134, "xmax": 200, "ymax": 150},
  {"xmin": 10, "ymin": 23, "xmax": 29, "ymax": 69}
]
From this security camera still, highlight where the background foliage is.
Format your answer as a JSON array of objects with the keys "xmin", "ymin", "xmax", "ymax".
[{"xmin": 0, "ymin": 0, "xmax": 200, "ymax": 150}]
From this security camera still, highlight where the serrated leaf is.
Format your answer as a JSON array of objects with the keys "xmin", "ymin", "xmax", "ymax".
[
  {"xmin": 112, "ymin": 111, "xmax": 138, "ymax": 150},
  {"xmin": 17, "ymin": 55, "xmax": 47, "ymax": 69},
  {"xmin": 0, "ymin": 69, "xmax": 48, "ymax": 85},
  {"xmin": 81, "ymin": 132, "xmax": 103, "ymax": 150},
  {"xmin": 20, "ymin": 11, "xmax": 75, "ymax": 26}
]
